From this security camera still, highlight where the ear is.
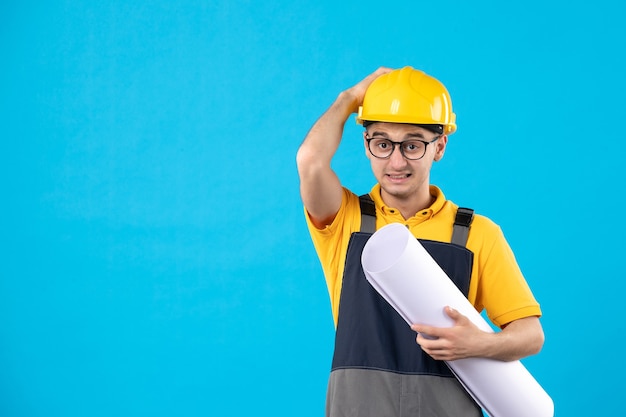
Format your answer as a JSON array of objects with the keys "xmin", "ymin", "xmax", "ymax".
[
  {"xmin": 433, "ymin": 135, "xmax": 448, "ymax": 162},
  {"xmin": 363, "ymin": 131, "xmax": 371, "ymax": 159}
]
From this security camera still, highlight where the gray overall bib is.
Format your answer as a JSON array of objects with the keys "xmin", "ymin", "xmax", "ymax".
[{"xmin": 326, "ymin": 195, "xmax": 482, "ymax": 417}]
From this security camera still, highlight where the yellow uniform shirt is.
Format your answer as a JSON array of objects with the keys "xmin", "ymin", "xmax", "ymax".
[{"xmin": 305, "ymin": 184, "xmax": 541, "ymax": 328}]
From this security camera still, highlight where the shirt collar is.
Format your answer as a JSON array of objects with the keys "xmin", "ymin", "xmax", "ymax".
[{"xmin": 369, "ymin": 184, "xmax": 447, "ymax": 219}]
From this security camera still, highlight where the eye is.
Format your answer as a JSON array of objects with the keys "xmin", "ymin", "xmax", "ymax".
[
  {"xmin": 372, "ymin": 138, "xmax": 391, "ymax": 149},
  {"xmin": 403, "ymin": 141, "xmax": 424, "ymax": 153}
]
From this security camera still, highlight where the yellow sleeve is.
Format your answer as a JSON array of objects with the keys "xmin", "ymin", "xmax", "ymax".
[
  {"xmin": 304, "ymin": 188, "xmax": 361, "ymax": 324},
  {"xmin": 470, "ymin": 216, "xmax": 542, "ymax": 328}
]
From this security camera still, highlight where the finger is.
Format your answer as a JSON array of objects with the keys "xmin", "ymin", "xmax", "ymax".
[
  {"xmin": 445, "ymin": 306, "xmax": 468, "ymax": 325},
  {"xmin": 411, "ymin": 324, "xmax": 439, "ymax": 337},
  {"xmin": 416, "ymin": 331, "xmax": 440, "ymax": 347},
  {"xmin": 356, "ymin": 67, "xmax": 393, "ymax": 94},
  {"xmin": 444, "ymin": 306, "xmax": 459, "ymax": 318},
  {"xmin": 417, "ymin": 340, "xmax": 451, "ymax": 360},
  {"xmin": 415, "ymin": 334, "xmax": 425, "ymax": 347},
  {"xmin": 373, "ymin": 66, "xmax": 393, "ymax": 77}
]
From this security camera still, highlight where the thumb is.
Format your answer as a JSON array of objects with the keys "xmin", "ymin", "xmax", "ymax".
[{"xmin": 444, "ymin": 306, "xmax": 462, "ymax": 322}]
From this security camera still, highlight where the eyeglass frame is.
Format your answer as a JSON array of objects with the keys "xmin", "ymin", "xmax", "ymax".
[{"xmin": 365, "ymin": 134, "xmax": 441, "ymax": 161}]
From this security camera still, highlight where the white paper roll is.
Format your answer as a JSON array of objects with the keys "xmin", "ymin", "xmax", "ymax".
[{"xmin": 361, "ymin": 223, "xmax": 554, "ymax": 417}]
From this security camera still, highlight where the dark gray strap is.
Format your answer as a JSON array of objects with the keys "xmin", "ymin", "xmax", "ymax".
[
  {"xmin": 361, "ymin": 194, "xmax": 473, "ymax": 247},
  {"xmin": 451, "ymin": 207, "xmax": 474, "ymax": 246},
  {"xmin": 359, "ymin": 194, "xmax": 376, "ymax": 234}
]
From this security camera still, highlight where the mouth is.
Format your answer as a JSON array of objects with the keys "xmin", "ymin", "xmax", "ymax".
[{"xmin": 386, "ymin": 173, "xmax": 411, "ymax": 182}]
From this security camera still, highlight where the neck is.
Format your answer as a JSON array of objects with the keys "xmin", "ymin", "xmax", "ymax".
[{"xmin": 381, "ymin": 186, "xmax": 434, "ymax": 220}]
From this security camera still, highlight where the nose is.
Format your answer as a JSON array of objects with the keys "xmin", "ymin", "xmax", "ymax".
[{"xmin": 388, "ymin": 144, "xmax": 408, "ymax": 167}]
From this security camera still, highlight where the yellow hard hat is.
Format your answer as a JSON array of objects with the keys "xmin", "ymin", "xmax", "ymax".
[{"xmin": 357, "ymin": 66, "xmax": 457, "ymax": 135}]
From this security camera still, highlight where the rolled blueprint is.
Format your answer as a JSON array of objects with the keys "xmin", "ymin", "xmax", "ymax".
[{"xmin": 361, "ymin": 223, "xmax": 554, "ymax": 417}]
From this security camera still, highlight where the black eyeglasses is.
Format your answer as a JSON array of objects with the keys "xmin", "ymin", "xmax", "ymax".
[{"xmin": 366, "ymin": 135, "xmax": 441, "ymax": 160}]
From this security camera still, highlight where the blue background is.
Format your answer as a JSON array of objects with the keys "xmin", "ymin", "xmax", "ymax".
[{"xmin": 2, "ymin": 1, "xmax": 625, "ymax": 415}]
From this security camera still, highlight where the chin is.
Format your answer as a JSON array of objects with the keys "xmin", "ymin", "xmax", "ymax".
[{"xmin": 381, "ymin": 185, "xmax": 414, "ymax": 200}]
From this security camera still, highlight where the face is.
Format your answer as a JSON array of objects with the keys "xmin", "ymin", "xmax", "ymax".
[{"xmin": 363, "ymin": 122, "xmax": 447, "ymax": 205}]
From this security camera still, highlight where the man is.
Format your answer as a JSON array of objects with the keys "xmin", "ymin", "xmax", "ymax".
[{"xmin": 296, "ymin": 66, "xmax": 545, "ymax": 416}]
